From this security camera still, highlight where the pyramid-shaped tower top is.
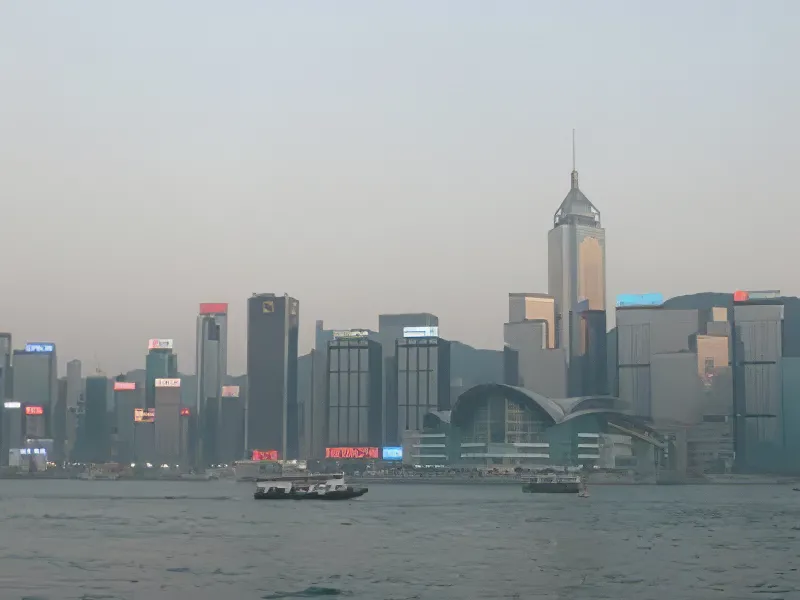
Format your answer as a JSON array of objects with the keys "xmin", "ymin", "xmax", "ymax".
[{"xmin": 553, "ymin": 131, "xmax": 601, "ymax": 228}]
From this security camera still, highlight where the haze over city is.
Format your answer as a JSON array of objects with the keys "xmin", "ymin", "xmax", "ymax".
[{"xmin": 1, "ymin": 1, "xmax": 798, "ymax": 374}]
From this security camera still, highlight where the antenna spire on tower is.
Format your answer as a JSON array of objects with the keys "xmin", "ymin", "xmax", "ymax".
[{"xmin": 570, "ymin": 129, "xmax": 579, "ymax": 189}]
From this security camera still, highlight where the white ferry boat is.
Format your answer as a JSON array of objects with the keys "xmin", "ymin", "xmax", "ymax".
[{"xmin": 254, "ymin": 473, "xmax": 368, "ymax": 501}]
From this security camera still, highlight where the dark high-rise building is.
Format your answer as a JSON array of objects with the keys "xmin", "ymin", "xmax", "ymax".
[
  {"xmin": 731, "ymin": 291, "xmax": 784, "ymax": 472},
  {"xmin": 13, "ymin": 343, "xmax": 58, "ymax": 453},
  {"xmin": 145, "ymin": 339, "xmax": 178, "ymax": 410},
  {"xmin": 569, "ymin": 307, "xmax": 608, "ymax": 396},
  {"xmin": 246, "ymin": 293, "xmax": 299, "ymax": 459},
  {"xmin": 548, "ymin": 135, "xmax": 606, "ymax": 360},
  {"xmin": 0, "ymin": 333, "xmax": 11, "ymax": 401},
  {"xmin": 217, "ymin": 384, "xmax": 245, "ymax": 464},
  {"xmin": 154, "ymin": 378, "xmax": 182, "ymax": 464},
  {"xmin": 195, "ymin": 303, "xmax": 228, "ymax": 467},
  {"xmin": 326, "ymin": 333, "xmax": 383, "ymax": 448},
  {"xmin": 82, "ymin": 375, "xmax": 110, "ymax": 463},
  {"xmin": 388, "ymin": 333, "xmax": 451, "ymax": 446},
  {"xmin": 378, "ymin": 314, "xmax": 438, "ymax": 445}
]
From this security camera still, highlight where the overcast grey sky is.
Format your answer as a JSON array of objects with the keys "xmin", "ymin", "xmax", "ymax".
[{"xmin": 1, "ymin": 1, "xmax": 798, "ymax": 375}]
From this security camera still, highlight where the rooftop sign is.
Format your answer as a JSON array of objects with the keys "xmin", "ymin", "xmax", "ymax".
[
  {"xmin": 148, "ymin": 339, "xmax": 173, "ymax": 350},
  {"xmin": 403, "ymin": 326, "xmax": 439, "ymax": 338},
  {"xmin": 615, "ymin": 293, "xmax": 664, "ymax": 308},
  {"xmin": 332, "ymin": 330, "xmax": 369, "ymax": 340},
  {"xmin": 24, "ymin": 343, "xmax": 54, "ymax": 353}
]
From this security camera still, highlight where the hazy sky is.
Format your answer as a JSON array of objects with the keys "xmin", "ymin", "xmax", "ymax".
[{"xmin": 1, "ymin": 1, "xmax": 798, "ymax": 375}]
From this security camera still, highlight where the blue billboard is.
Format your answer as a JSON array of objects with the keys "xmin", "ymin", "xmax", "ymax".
[
  {"xmin": 615, "ymin": 293, "xmax": 664, "ymax": 308},
  {"xmin": 24, "ymin": 343, "xmax": 55, "ymax": 353},
  {"xmin": 382, "ymin": 446, "xmax": 403, "ymax": 461}
]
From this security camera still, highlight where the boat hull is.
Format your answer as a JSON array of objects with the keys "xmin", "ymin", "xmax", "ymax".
[
  {"xmin": 522, "ymin": 482, "xmax": 580, "ymax": 494},
  {"xmin": 253, "ymin": 487, "xmax": 369, "ymax": 501}
]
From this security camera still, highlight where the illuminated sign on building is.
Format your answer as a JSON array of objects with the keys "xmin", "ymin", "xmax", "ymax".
[
  {"xmin": 114, "ymin": 381, "xmax": 136, "ymax": 391},
  {"xmin": 20, "ymin": 448, "xmax": 47, "ymax": 455},
  {"xmin": 147, "ymin": 339, "xmax": 174, "ymax": 350},
  {"xmin": 3, "ymin": 401, "xmax": 21, "ymax": 409},
  {"xmin": 221, "ymin": 386, "xmax": 240, "ymax": 398},
  {"xmin": 180, "ymin": 407, "xmax": 191, "ymax": 417},
  {"xmin": 382, "ymin": 446, "xmax": 403, "ymax": 461},
  {"xmin": 615, "ymin": 293, "xmax": 664, "ymax": 308},
  {"xmin": 134, "ymin": 408, "xmax": 155, "ymax": 423},
  {"xmin": 199, "ymin": 303, "xmax": 229, "ymax": 315},
  {"xmin": 332, "ymin": 330, "xmax": 369, "ymax": 340},
  {"xmin": 325, "ymin": 447, "xmax": 379, "ymax": 459},
  {"xmin": 25, "ymin": 405, "xmax": 44, "ymax": 416},
  {"xmin": 402, "ymin": 326, "xmax": 439, "ymax": 339},
  {"xmin": 24, "ymin": 343, "xmax": 54, "ymax": 353},
  {"xmin": 155, "ymin": 378, "xmax": 181, "ymax": 388},
  {"xmin": 252, "ymin": 449, "xmax": 279, "ymax": 461},
  {"xmin": 734, "ymin": 289, "xmax": 780, "ymax": 303}
]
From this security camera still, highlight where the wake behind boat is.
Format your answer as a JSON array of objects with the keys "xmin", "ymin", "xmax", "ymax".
[{"xmin": 254, "ymin": 473, "xmax": 368, "ymax": 501}]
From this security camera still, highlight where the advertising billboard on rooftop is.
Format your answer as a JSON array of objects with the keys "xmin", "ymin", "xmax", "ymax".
[
  {"xmin": 332, "ymin": 330, "xmax": 369, "ymax": 340},
  {"xmin": 615, "ymin": 293, "xmax": 664, "ymax": 308},
  {"xmin": 325, "ymin": 447, "xmax": 379, "ymax": 459},
  {"xmin": 199, "ymin": 303, "xmax": 228, "ymax": 315},
  {"xmin": 403, "ymin": 326, "xmax": 439, "ymax": 339},
  {"xmin": 24, "ymin": 343, "xmax": 54, "ymax": 353},
  {"xmin": 114, "ymin": 381, "xmax": 136, "ymax": 392},
  {"xmin": 155, "ymin": 378, "xmax": 181, "ymax": 388},
  {"xmin": 148, "ymin": 339, "xmax": 173, "ymax": 350}
]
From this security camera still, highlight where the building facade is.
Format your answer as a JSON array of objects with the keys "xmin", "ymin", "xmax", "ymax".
[
  {"xmin": 12, "ymin": 343, "xmax": 58, "ymax": 452},
  {"xmin": 547, "ymin": 160, "xmax": 606, "ymax": 361},
  {"xmin": 195, "ymin": 303, "xmax": 228, "ymax": 467},
  {"xmin": 388, "ymin": 334, "xmax": 451, "ymax": 446},
  {"xmin": 82, "ymin": 375, "xmax": 110, "ymax": 463},
  {"xmin": 145, "ymin": 339, "xmax": 178, "ymax": 410},
  {"xmin": 326, "ymin": 335, "xmax": 383, "ymax": 448},
  {"xmin": 154, "ymin": 378, "xmax": 182, "ymax": 464},
  {"xmin": 246, "ymin": 293, "xmax": 300, "ymax": 459}
]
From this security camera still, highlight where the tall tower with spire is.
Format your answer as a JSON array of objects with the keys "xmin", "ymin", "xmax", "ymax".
[{"xmin": 547, "ymin": 131, "xmax": 606, "ymax": 364}]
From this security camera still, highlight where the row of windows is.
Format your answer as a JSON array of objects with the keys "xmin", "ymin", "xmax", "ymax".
[
  {"xmin": 397, "ymin": 370, "xmax": 439, "ymax": 408},
  {"xmin": 397, "ymin": 345, "xmax": 438, "ymax": 371},
  {"xmin": 329, "ymin": 348, "xmax": 371, "ymax": 373},
  {"xmin": 328, "ymin": 407, "xmax": 371, "ymax": 446},
  {"xmin": 328, "ymin": 373, "xmax": 372, "ymax": 407}
]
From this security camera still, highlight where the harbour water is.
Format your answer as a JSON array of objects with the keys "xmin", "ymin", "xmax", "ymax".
[{"xmin": 0, "ymin": 480, "xmax": 798, "ymax": 599}]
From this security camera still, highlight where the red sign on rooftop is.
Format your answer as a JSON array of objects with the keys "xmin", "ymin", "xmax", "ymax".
[{"xmin": 199, "ymin": 303, "xmax": 228, "ymax": 315}]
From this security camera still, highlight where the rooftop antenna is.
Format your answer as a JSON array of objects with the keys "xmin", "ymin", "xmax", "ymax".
[{"xmin": 570, "ymin": 129, "xmax": 579, "ymax": 190}]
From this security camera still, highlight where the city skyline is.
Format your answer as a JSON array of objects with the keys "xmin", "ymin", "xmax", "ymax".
[{"xmin": 2, "ymin": 2, "xmax": 798, "ymax": 374}]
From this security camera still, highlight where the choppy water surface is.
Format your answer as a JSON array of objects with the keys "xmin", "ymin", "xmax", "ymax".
[{"xmin": 0, "ymin": 481, "xmax": 799, "ymax": 599}]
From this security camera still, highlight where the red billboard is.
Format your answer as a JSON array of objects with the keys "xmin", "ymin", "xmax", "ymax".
[
  {"xmin": 200, "ymin": 303, "xmax": 228, "ymax": 315},
  {"xmin": 180, "ymin": 407, "xmax": 191, "ymax": 417},
  {"xmin": 251, "ymin": 450, "xmax": 279, "ymax": 461},
  {"xmin": 325, "ymin": 447, "xmax": 379, "ymax": 459},
  {"xmin": 114, "ymin": 381, "xmax": 136, "ymax": 391},
  {"xmin": 25, "ymin": 405, "xmax": 44, "ymax": 416}
]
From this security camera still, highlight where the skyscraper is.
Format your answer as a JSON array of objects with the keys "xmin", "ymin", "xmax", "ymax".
[
  {"xmin": 195, "ymin": 303, "xmax": 228, "ymax": 467},
  {"xmin": 547, "ymin": 134, "xmax": 606, "ymax": 360},
  {"xmin": 65, "ymin": 359, "xmax": 82, "ymax": 460},
  {"xmin": 81, "ymin": 375, "xmax": 110, "ymax": 463},
  {"xmin": 12, "ymin": 343, "xmax": 58, "ymax": 450},
  {"xmin": 246, "ymin": 293, "xmax": 299, "ymax": 459},
  {"xmin": 145, "ymin": 339, "xmax": 178, "ymax": 409}
]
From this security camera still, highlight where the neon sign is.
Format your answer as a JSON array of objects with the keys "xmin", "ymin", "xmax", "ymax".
[
  {"xmin": 25, "ymin": 405, "xmax": 44, "ymax": 416},
  {"xmin": 325, "ymin": 447, "xmax": 379, "ymax": 459},
  {"xmin": 252, "ymin": 450, "xmax": 279, "ymax": 461},
  {"xmin": 180, "ymin": 407, "xmax": 190, "ymax": 417},
  {"xmin": 24, "ymin": 343, "xmax": 54, "ymax": 353},
  {"xmin": 114, "ymin": 381, "xmax": 136, "ymax": 391},
  {"xmin": 134, "ymin": 408, "xmax": 155, "ymax": 423},
  {"xmin": 382, "ymin": 446, "xmax": 403, "ymax": 460}
]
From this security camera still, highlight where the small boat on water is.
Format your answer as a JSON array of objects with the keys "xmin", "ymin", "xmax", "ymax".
[
  {"xmin": 522, "ymin": 473, "xmax": 582, "ymax": 494},
  {"xmin": 254, "ymin": 473, "xmax": 368, "ymax": 501}
]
